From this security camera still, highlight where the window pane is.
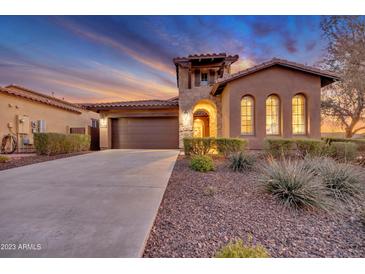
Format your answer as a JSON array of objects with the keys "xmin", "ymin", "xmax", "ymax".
[
  {"xmin": 292, "ymin": 94, "xmax": 306, "ymax": 135},
  {"xmin": 266, "ymin": 95, "xmax": 280, "ymax": 135},
  {"xmin": 201, "ymin": 73, "xmax": 208, "ymax": 81},
  {"xmin": 241, "ymin": 96, "xmax": 254, "ymax": 135}
]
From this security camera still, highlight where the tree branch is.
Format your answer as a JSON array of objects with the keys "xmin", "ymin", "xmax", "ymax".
[{"xmin": 352, "ymin": 126, "xmax": 365, "ymax": 134}]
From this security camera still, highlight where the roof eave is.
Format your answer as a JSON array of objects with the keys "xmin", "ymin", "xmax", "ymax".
[
  {"xmin": 211, "ymin": 62, "xmax": 341, "ymax": 95},
  {"xmin": 84, "ymin": 104, "xmax": 178, "ymax": 111},
  {"xmin": 211, "ymin": 83, "xmax": 225, "ymax": 96},
  {"xmin": 0, "ymin": 87, "xmax": 82, "ymax": 114},
  {"xmin": 321, "ymin": 76, "xmax": 341, "ymax": 87}
]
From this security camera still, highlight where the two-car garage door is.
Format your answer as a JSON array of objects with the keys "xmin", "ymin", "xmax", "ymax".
[{"xmin": 111, "ymin": 117, "xmax": 179, "ymax": 149}]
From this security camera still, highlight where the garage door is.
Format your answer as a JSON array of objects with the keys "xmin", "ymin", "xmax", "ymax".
[{"xmin": 111, "ymin": 117, "xmax": 179, "ymax": 149}]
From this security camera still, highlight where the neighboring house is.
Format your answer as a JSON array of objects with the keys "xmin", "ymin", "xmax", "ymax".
[
  {"xmin": 84, "ymin": 53, "xmax": 339, "ymax": 150},
  {"xmin": 0, "ymin": 85, "xmax": 99, "ymax": 153}
]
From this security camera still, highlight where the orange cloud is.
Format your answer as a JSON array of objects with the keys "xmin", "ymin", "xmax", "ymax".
[
  {"xmin": 87, "ymin": 61, "xmax": 176, "ymax": 94},
  {"xmin": 31, "ymin": 62, "xmax": 177, "ymax": 103},
  {"xmin": 231, "ymin": 58, "xmax": 256, "ymax": 73}
]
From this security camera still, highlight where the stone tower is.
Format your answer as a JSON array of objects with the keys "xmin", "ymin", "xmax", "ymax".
[{"xmin": 173, "ymin": 53, "xmax": 239, "ymax": 147}]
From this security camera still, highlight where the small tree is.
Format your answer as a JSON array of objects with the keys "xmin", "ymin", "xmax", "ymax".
[{"xmin": 321, "ymin": 16, "xmax": 365, "ymax": 138}]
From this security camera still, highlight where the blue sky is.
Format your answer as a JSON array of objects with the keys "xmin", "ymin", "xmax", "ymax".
[{"xmin": 0, "ymin": 16, "xmax": 326, "ymax": 102}]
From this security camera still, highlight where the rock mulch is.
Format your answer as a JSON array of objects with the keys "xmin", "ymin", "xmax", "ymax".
[
  {"xmin": 0, "ymin": 151, "xmax": 91, "ymax": 171},
  {"xmin": 143, "ymin": 156, "xmax": 365, "ymax": 258}
]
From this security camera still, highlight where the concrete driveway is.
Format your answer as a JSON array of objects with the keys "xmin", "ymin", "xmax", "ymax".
[{"xmin": 0, "ymin": 149, "xmax": 178, "ymax": 257}]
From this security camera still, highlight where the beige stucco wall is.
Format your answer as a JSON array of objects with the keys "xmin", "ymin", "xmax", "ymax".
[
  {"xmin": 177, "ymin": 64, "xmax": 323, "ymax": 149},
  {"xmin": 221, "ymin": 86, "xmax": 231, "ymax": 137},
  {"xmin": 0, "ymin": 93, "xmax": 99, "ymax": 151},
  {"xmin": 224, "ymin": 66, "xmax": 322, "ymax": 149}
]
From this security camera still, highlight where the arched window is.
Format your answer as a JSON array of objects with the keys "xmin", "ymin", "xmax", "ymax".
[
  {"xmin": 241, "ymin": 96, "xmax": 254, "ymax": 135},
  {"xmin": 266, "ymin": 95, "xmax": 280, "ymax": 135},
  {"xmin": 292, "ymin": 94, "xmax": 306, "ymax": 135}
]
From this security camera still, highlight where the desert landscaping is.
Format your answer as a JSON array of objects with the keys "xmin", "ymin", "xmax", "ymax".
[{"xmin": 144, "ymin": 138, "xmax": 365, "ymax": 258}]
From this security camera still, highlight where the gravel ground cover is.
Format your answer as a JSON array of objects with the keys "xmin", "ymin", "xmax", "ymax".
[
  {"xmin": 143, "ymin": 156, "xmax": 365, "ymax": 258},
  {"xmin": 0, "ymin": 151, "xmax": 91, "ymax": 171}
]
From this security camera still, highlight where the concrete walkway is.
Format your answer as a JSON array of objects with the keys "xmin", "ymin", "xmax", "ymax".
[{"xmin": 0, "ymin": 149, "xmax": 179, "ymax": 257}]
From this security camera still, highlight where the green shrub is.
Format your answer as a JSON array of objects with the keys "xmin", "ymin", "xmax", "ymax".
[
  {"xmin": 66, "ymin": 134, "xmax": 91, "ymax": 152},
  {"xmin": 323, "ymin": 137, "xmax": 365, "ymax": 152},
  {"xmin": 203, "ymin": 186, "xmax": 217, "ymax": 196},
  {"xmin": 322, "ymin": 137, "xmax": 342, "ymax": 145},
  {"xmin": 264, "ymin": 138, "xmax": 294, "ymax": 157},
  {"xmin": 216, "ymin": 138, "xmax": 247, "ymax": 157},
  {"xmin": 326, "ymin": 142, "xmax": 358, "ymax": 161},
  {"xmin": 265, "ymin": 138, "xmax": 327, "ymax": 158},
  {"xmin": 34, "ymin": 133, "xmax": 91, "ymax": 155},
  {"xmin": 349, "ymin": 139, "xmax": 365, "ymax": 152},
  {"xmin": 183, "ymin": 137, "xmax": 215, "ymax": 155},
  {"xmin": 229, "ymin": 152, "xmax": 256, "ymax": 172},
  {"xmin": 294, "ymin": 139, "xmax": 326, "ymax": 157},
  {"xmin": 0, "ymin": 155, "xmax": 10, "ymax": 163},
  {"xmin": 34, "ymin": 133, "xmax": 64, "ymax": 155},
  {"xmin": 316, "ymin": 160, "xmax": 363, "ymax": 203},
  {"xmin": 259, "ymin": 157, "xmax": 328, "ymax": 210},
  {"xmin": 183, "ymin": 137, "xmax": 247, "ymax": 156},
  {"xmin": 215, "ymin": 239, "xmax": 270, "ymax": 258},
  {"xmin": 190, "ymin": 155, "xmax": 214, "ymax": 172}
]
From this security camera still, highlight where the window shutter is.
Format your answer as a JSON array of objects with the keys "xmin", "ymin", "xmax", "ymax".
[
  {"xmin": 194, "ymin": 69, "xmax": 200, "ymax": 87},
  {"xmin": 209, "ymin": 70, "xmax": 215, "ymax": 85}
]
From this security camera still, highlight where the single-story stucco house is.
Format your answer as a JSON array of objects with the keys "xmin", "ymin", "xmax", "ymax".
[
  {"xmin": 0, "ymin": 85, "xmax": 99, "ymax": 153},
  {"xmin": 83, "ymin": 53, "xmax": 339, "ymax": 149}
]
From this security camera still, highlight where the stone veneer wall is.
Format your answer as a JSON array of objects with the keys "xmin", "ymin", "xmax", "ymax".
[{"xmin": 177, "ymin": 67, "xmax": 222, "ymax": 148}]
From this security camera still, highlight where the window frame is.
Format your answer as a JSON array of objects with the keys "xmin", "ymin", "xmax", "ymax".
[
  {"xmin": 265, "ymin": 94, "xmax": 281, "ymax": 136},
  {"xmin": 292, "ymin": 93, "xmax": 307, "ymax": 135},
  {"xmin": 240, "ymin": 95, "xmax": 255, "ymax": 136},
  {"xmin": 91, "ymin": 118, "xmax": 99, "ymax": 128},
  {"xmin": 200, "ymin": 72, "xmax": 208, "ymax": 86}
]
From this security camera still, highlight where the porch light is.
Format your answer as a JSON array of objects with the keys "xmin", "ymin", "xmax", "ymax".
[
  {"xmin": 99, "ymin": 117, "xmax": 108, "ymax": 128},
  {"xmin": 182, "ymin": 110, "xmax": 192, "ymax": 127}
]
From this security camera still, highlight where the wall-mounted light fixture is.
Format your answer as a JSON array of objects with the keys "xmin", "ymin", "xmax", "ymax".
[
  {"xmin": 182, "ymin": 110, "xmax": 192, "ymax": 128},
  {"xmin": 99, "ymin": 117, "xmax": 108, "ymax": 128}
]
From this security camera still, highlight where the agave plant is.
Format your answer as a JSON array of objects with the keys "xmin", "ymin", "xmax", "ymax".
[
  {"xmin": 229, "ymin": 152, "xmax": 256, "ymax": 172},
  {"xmin": 316, "ymin": 160, "xmax": 364, "ymax": 203},
  {"xmin": 259, "ymin": 157, "xmax": 329, "ymax": 210},
  {"xmin": 302, "ymin": 156, "xmax": 336, "ymax": 175}
]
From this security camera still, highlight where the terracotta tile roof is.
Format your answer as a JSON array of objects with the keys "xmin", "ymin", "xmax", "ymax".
[
  {"xmin": 0, "ymin": 85, "xmax": 83, "ymax": 113},
  {"xmin": 212, "ymin": 58, "xmax": 340, "ymax": 95},
  {"xmin": 167, "ymin": 95, "xmax": 179, "ymax": 101},
  {"xmin": 81, "ymin": 98, "xmax": 179, "ymax": 110},
  {"xmin": 173, "ymin": 52, "xmax": 239, "ymax": 64}
]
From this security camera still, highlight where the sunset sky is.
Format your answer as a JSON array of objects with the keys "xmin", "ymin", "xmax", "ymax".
[{"xmin": 0, "ymin": 16, "xmax": 326, "ymax": 103}]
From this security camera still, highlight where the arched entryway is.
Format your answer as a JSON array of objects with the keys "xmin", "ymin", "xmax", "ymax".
[
  {"xmin": 193, "ymin": 109, "xmax": 209, "ymax": 137},
  {"xmin": 192, "ymin": 99, "xmax": 217, "ymax": 137}
]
